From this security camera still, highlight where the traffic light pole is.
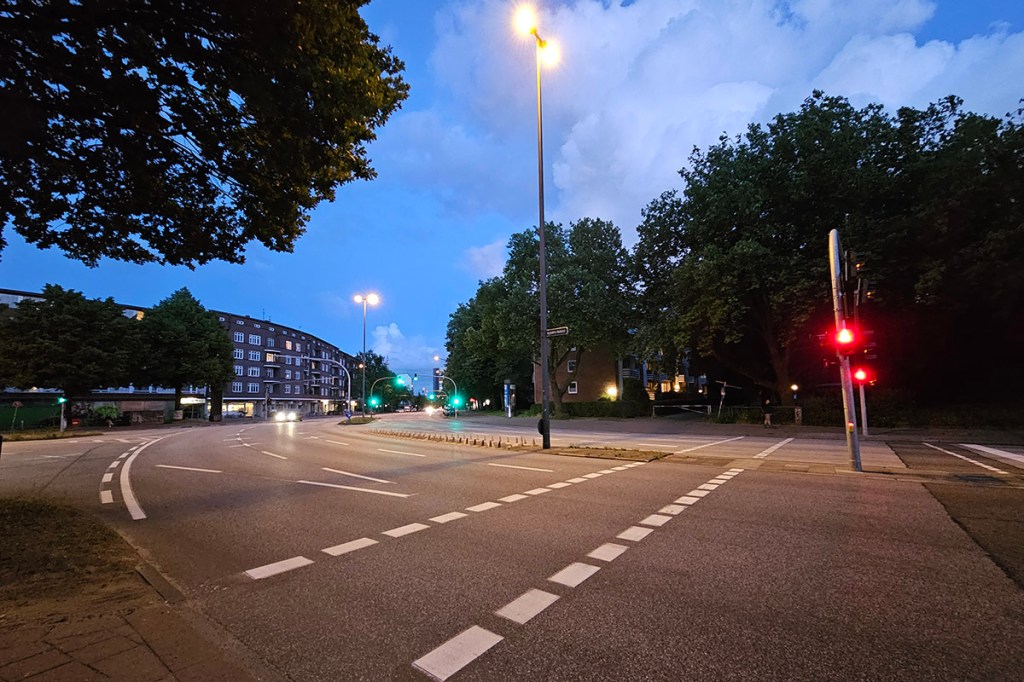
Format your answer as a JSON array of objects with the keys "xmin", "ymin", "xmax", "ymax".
[{"xmin": 829, "ymin": 229, "xmax": 862, "ymax": 472}]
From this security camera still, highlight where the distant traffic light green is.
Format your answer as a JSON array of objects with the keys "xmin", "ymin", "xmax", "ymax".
[
  {"xmin": 56, "ymin": 396, "xmax": 68, "ymax": 404},
  {"xmin": 368, "ymin": 396, "xmax": 381, "ymax": 407},
  {"xmin": 451, "ymin": 395, "xmax": 462, "ymax": 407}
]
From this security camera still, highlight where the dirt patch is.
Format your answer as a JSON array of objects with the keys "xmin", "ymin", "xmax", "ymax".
[{"xmin": 0, "ymin": 498, "xmax": 154, "ymax": 627}]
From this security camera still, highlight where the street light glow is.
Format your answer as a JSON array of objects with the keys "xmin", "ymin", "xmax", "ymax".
[
  {"xmin": 539, "ymin": 40, "xmax": 560, "ymax": 67},
  {"xmin": 514, "ymin": 6, "xmax": 537, "ymax": 35}
]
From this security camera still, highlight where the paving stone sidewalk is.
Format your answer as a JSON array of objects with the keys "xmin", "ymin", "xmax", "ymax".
[{"xmin": 0, "ymin": 603, "xmax": 260, "ymax": 682}]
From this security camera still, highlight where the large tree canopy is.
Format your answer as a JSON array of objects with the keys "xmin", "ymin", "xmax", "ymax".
[{"xmin": 0, "ymin": 0, "xmax": 408, "ymax": 266}]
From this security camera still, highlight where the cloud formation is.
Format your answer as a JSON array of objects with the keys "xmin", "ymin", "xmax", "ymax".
[{"xmin": 371, "ymin": 322, "xmax": 443, "ymax": 372}]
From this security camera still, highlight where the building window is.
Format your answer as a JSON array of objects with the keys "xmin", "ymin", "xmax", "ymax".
[
  {"xmin": 247, "ymin": 367, "xmax": 260, "ymax": 377},
  {"xmin": 285, "ymin": 369, "xmax": 292, "ymax": 379},
  {"xmin": 267, "ymin": 338, "xmax": 275, "ymax": 348},
  {"xmin": 295, "ymin": 371, "xmax": 302, "ymax": 381},
  {"xmin": 568, "ymin": 381, "xmax": 578, "ymax": 395},
  {"xmin": 233, "ymin": 331, "xmax": 244, "ymax": 343},
  {"xmin": 236, "ymin": 320, "xmax": 244, "ymax": 325},
  {"xmin": 269, "ymin": 327, "xmax": 275, "ymax": 331},
  {"xmin": 284, "ymin": 384, "xmax": 291, "ymax": 394},
  {"xmin": 294, "ymin": 384, "xmax": 300, "ymax": 394},
  {"xmin": 254, "ymin": 323, "xmax": 261, "ymax": 328},
  {"xmin": 296, "ymin": 342, "xmax": 302, "ymax": 352},
  {"xmin": 233, "ymin": 348, "xmax": 243, "ymax": 360},
  {"xmin": 567, "ymin": 361, "xmax": 576, "ymax": 373},
  {"xmin": 266, "ymin": 368, "xmax": 275, "ymax": 378},
  {"xmin": 249, "ymin": 334, "xmax": 261, "ymax": 345},
  {"xmin": 285, "ymin": 340, "xmax": 292, "ymax": 350},
  {"xmin": 248, "ymin": 350, "xmax": 260, "ymax": 361},
  {"xmin": 218, "ymin": 316, "xmax": 225, "ymax": 322},
  {"xmin": 234, "ymin": 365, "xmax": 243, "ymax": 376},
  {"xmin": 285, "ymin": 356, "xmax": 293, "ymax": 365},
  {"xmin": 231, "ymin": 382, "xmax": 243, "ymax": 393}
]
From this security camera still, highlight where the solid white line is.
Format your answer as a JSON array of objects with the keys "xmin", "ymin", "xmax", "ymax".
[
  {"xmin": 639, "ymin": 514, "xmax": 673, "ymax": 527},
  {"xmin": 378, "ymin": 448, "xmax": 426, "ymax": 458},
  {"xmin": 754, "ymin": 437, "xmax": 795, "ymax": 459},
  {"xmin": 674, "ymin": 436, "xmax": 745, "ymax": 453},
  {"xmin": 102, "ymin": 473, "xmax": 113, "ymax": 483},
  {"xmin": 567, "ymin": 477, "xmax": 589, "ymax": 483},
  {"xmin": 383, "ymin": 523, "xmax": 430, "ymax": 538},
  {"xmin": 325, "ymin": 440, "xmax": 351, "ymax": 446},
  {"xmin": 496, "ymin": 589, "xmax": 560, "ymax": 625},
  {"xmin": 485, "ymin": 462, "xmax": 554, "ymax": 472},
  {"xmin": 524, "ymin": 488, "xmax": 551, "ymax": 495},
  {"xmin": 100, "ymin": 490, "xmax": 113, "ymax": 504},
  {"xmin": 926, "ymin": 443, "xmax": 1009, "ymax": 474},
  {"xmin": 961, "ymin": 443, "xmax": 1023, "ymax": 468},
  {"xmin": 413, "ymin": 626, "xmax": 502, "ymax": 681},
  {"xmin": 617, "ymin": 526, "xmax": 654, "ymax": 541},
  {"xmin": 245, "ymin": 556, "xmax": 314, "ymax": 580},
  {"xmin": 322, "ymin": 467, "xmax": 393, "ymax": 484},
  {"xmin": 260, "ymin": 450, "xmax": 288, "ymax": 460},
  {"xmin": 322, "ymin": 537, "xmax": 378, "ymax": 557},
  {"xmin": 466, "ymin": 502, "xmax": 502, "ymax": 512},
  {"xmin": 499, "ymin": 494, "xmax": 528, "ymax": 503},
  {"xmin": 587, "ymin": 543, "xmax": 629, "ymax": 562},
  {"xmin": 296, "ymin": 480, "xmax": 411, "ymax": 498},
  {"xmin": 430, "ymin": 512, "xmax": 468, "ymax": 524},
  {"xmin": 120, "ymin": 436, "xmax": 169, "ymax": 521},
  {"xmin": 156, "ymin": 464, "xmax": 222, "ymax": 474},
  {"xmin": 547, "ymin": 482, "xmax": 571, "ymax": 489},
  {"xmin": 549, "ymin": 562, "xmax": 602, "ymax": 588}
]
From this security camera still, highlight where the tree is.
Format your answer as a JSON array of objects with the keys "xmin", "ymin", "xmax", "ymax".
[
  {"xmin": 0, "ymin": 0, "xmax": 408, "ymax": 267},
  {"xmin": 137, "ymin": 288, "xmax": 232, "ymax": 410},
  {"xmin": 0, "ymin": 284, "xmax": 135, "ymax": 397},
  {"xmin": 356, "ymin": 350, "xmax": 396, "ymax": 408}
]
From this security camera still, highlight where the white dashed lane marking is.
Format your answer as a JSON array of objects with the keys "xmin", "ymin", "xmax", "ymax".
[
  {"xmin": 155, "ymin": 464, "xmax": 222, "ymax": 474},
  {"xmin": 322, "ymin": 467, "xmax": 393, "ymax": 484},
  {"xmin": 754, "ymin": 437, "xmax": 794, "ymax": 459},
  {"xmin": 377, "ymin": 448, "xmax": 426, "ymax": 458},
  {"xmin": 524, "ymin": 488, "xmax": 551, "ymax": 495},
  {"xmin": 639, "ymin": 514, "xmax": 673, "ymax": 527},
  {"xmin": 617, "ymin": 526, "xmax": 654, "ymax": 542},
  {"xmin": 673, "ymin": 436, "xmax": 745, "ymax": 453},
  {"xmin": 383, "ymin": 523, "xmax": 430, "ymax": 538},
  {"xmin": 496, "ymin": 589, "xmax": 560, "ymax": 625},
  {"xmin": 260, "ymin": 450, "xmax": 287, "ymax": 460},
  {"xmin": 322, "ymin": 538, "xmax": 378, "ymax": 557},
  {"xmin": 245, "ymin": 556, "xmax": 314, "ymax": 580},
  {"xmin": 413, "ymin": 626, "xmax": 503, "ymax": 681},
  {"xmin": 466, "ymin": 502, "xmax": 502, "ymax": 512},
  {"xmin": 100, "ymin": 490, "xmax": 113, "ymax": 504},
  {"xmin": 499, "ymin": 494, "xmax": 529, "ymax": 503},
  {"xmin": 430, "ymin": 512, "xmax": 468, "ymax": 524},
  {"xmin": 549, "ymin": 562, "xmax": 602, "ymax": 588},
  {"xmin": 587, "ymin": 543, "xmax": 629, "ymax": 562},
  {"xmin": 486, "ymin": 463, "xmax": 554, "ymax": 472}
]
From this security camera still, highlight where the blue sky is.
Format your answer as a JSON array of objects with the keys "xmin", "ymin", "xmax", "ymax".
[{"xmin": 3, "ymin": 0, "xmax": 1023, "ymax": 384}]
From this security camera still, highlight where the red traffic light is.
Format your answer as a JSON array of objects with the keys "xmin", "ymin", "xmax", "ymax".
[
  {"xmin": 852, "ymin": 367, "xmax": 874, "ymax": 384},
  {"xmin": 836, "ymin": 327, "xmax": 855, "ymax": 346}
]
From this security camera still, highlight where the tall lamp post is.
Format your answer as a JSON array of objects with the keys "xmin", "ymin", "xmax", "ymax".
[
  {"xmin": 515, "ymin": 5, "xmax": 558, "ymax": 449},
  {"xmin": 353, "ymin": 293, "xmax": 380, "ymax": 416}
]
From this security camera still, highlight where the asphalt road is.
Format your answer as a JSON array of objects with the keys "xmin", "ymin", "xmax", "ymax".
[{"xmin": 2, "ymin": 416, "xmax": 1023, "ymax": 680}]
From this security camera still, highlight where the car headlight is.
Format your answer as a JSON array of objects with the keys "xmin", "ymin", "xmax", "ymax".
[
  {"xmin": 287, "ymin": 411, "xmax": 297, "ymax": 421},
  {"xmin": 275, "ymin": 412, "xmax": 285, "ymax": 422}
]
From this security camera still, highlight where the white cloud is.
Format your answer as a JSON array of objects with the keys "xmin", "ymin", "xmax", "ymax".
[
  {"xmin": 396, "ymin": 0, "xmax": 1024, "ymax": 248},
  {"xmin": 371, "ymin": 322, "xmax": 443, "ymax": 371},
  {"xmin": 462, "ymin": 239, "xmax": 507, "ymax": 279}
]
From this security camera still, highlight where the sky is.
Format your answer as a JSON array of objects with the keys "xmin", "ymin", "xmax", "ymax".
[{"xmin": 3, "ymin": 0, "xmax": 1024, "ymax": 383}]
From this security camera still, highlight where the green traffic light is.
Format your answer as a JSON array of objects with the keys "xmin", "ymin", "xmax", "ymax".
[
  {"xmin": 452, "ymin": 396, "xmax": 462, "ymax": 407},
  {"xmin": 368, "ymin": 396, "xmax": 380, "ymax": 407},
  {"xmin": 56, "ymin": 397, "xmax": 67, "ymax": 404}
]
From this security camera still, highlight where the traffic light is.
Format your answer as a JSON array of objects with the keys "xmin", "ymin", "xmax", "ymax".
[
  {"xmin": 834, "ymin": 326, "xmax": 860, "ymax": 357},
  {"xmin": 56, "ymin": 396, "xmax": 67, "ymax": 404},
  {"xmin": 394, "ymin": 376, "xmax": 405, "ymax": 387},
  {"xmin": 428, "ymin": 392, "xmax": 436, "ymax": 401},
  {"xmin": 853, "ymin": 367, "xmax": 875, "ymax": 385},
  {"xmin": 451, "ymin": 395, "xmax": 463, "ymax": 407},
  {"xmin": 368, "ymin": 396, "xmax": 380, "ymax": 408}
]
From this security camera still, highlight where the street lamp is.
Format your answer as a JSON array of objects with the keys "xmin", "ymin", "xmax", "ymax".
[
  {"xmin": 353, "ymin": 293, "xmax": 380, "ymax": 416},
  {"xmin": 515, "ymin": 5, "xmax": 559, "ymax": 449}
]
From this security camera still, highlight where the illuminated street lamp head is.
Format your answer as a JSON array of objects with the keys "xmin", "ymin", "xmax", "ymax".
[
  {"xmin": 353, "ymin": 293, "xmax": 380, "ymax": 306},
  {"xmin": 514, "ymin": 5, "xmax": 537, "ymax": 36}
]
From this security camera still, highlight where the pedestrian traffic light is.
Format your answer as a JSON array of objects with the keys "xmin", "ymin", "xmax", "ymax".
[
  {"xmin": 853, "ymin": 367, "xmax": 874, "ymax": 385},
  {"xmin": 56, "ymin": 396, "xmax": 67, "ymax": 404},
  {"xmin": 834, "ymin": 325, "xmax": 860, "ymax": 357}
]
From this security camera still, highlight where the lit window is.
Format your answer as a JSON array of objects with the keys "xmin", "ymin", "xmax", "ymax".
[
  {"xmin": 231, "ymin": 382, "xmax": 242, "ymax": 393},
  {"xmin": 234, "ymin": 365, "xmax": 243, "ymax": 376},
  {"xmin": 568, "ymin": 381, "xmax": 578, "ymax": 395},
  {"xmin": 233, "ymin": 348, "xmax": 243, "ymax": 359},
  {"xmin": 285, "ymin": 340, "xmax": 293, "ymax": 350},
  {"xmin": 249, "ymin": 334, "xmax": 261, "ymax": 345},
  {"xmin": 233, "ymin": 332, "xmax": 244, "ymax": 343}
]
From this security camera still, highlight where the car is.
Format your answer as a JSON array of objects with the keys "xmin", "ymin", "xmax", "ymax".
[
  {"xmin": 441, "ymin": 405, "xmax": 457, "ymax": 417},
  {"xmin": 273, "ymin": 410, "xmax": 302, "ymax": 422}
]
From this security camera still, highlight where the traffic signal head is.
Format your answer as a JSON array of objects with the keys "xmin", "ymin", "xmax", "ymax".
[
  {"xmin": 56, "ymin": 396, "xmax": 67, "ymax": 404},
  {"xmin": 853, "ymin": 367, "xmax": 874, "ymax": 385},
  {"xmin": 834, "ymin": 326, "xmax": 860, "ymax": 356},
  {"xmin": 428, "ymin": 392, "xmax": 436, "ymax": 401},
  {"xmin": 394, "ymin": 376, "xmax": 405, "ymax": 386},
  {"xmin": 368, "ymin": 396, "xmax": 380, "ymax": 407},
  {"xmin": 451, "ymin": 395, "xmax": 462, "ymax": 407}
]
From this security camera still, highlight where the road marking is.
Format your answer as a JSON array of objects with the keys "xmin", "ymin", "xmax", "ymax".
[
  {"xmin": 486, "ymin": 463, "xmax": 554, "ymax": 472},
  {"xmin": 322, "ymin": 467, "xmax": 393, "ymax": 484},
  {"xmin": 685, "ymin": 489, "xmax": 711, "ymax": 497},
  {"xmin": 496, "ymin": 589, "xmax": 560, "ymax": 624},
  {"xmin": 245, "ymin": 556, "xmax": 314, "ymax": 580},
  {"xmin": 636, "ymin": 443, "xmax": 675, "ymax": 448},
  {"xmin": 754, "ymin": 437, "xmax": 794, "ymax": 459},
  {"xmin": 120, "ymin": 437, "xmax": 167, "ymax": 521},
  {"xmin": 322, "ymin": 538, "xmax": 378, "ymax": 557},
  {"xmin": 639, "ymin": 513, "xmax": 673, "ymax": 527},
  {"xmin": 675, "ymin": 495, "xmax": 702, "ymax": 505},
  {"xmin": 547, "ymin": 482, "xmax": 571, "ymax": 489},
  {"xmin": 297, "ymin": 481, "xmax": 411, "ymax": 498},
  {"xmin": 116, "ymin": 438, "xmax": 132, "ymax": 443},
  {"xmin": 260, "ymin": 450, "xmax": 288, "ymax": 460},
  {"xmin": 587, "ymin": 543, "xmax": 629, "ymax": 562},
  {"xmin": 101, "ymin": 473, "xmax": 113, "ymax": 483},
  {"xmin": 467, "ymin": 502, "xmax": 502, "ymax": 512},
  {"xmin": 710, "ymin": 477, "xmax": 730, "ymax": 484},
  {"xmin": 582, "ymin": 473, "xmax": 603, "ymax": 479},
  {"xmin": 108, "ymin": 461, "xmax": 120, "ymax": 469},
  {"xmin": 549, "ymin": 562, "xmax": 601, "ymax": 588},
  {"xmin": 383, "ymin": 523, "xmax": 430, "ymax": 538},
  {"xmin": 728, "ymin": 468, "xmax": 745, "ymax": 473},
  {"xmin": 499, "ymin": 494, "xmax": 529, "ymax": 503},
  {"xmin": 156, "ymin": 464, "xmax": 222, "ymax": 474},
  {"xmin": 698, "ymin": 483, "xmax": 719, "ymax": 491},
  {"xmin": 325, "ymin": 440, "xmax": 351, "ymax": 446},
  {"xmin": 567, "ymin": 477, "xmax": 589, "ymax": 483},
  {"xmin": 524, "ymin": 487, "xmax": 551, "ymax": 495},
  {"xmin": 431, "ymin": 512, "xmax": 468, "ymax": 524},
  {"xmin": 926, "ymin": 443, "xmax": 1009, "ymax": 474},
  {"xmin": 100, "ymin": 490, "xmax": 113, "ymax": 504},
  {"xmin": 222, "ymin": 438, "xmax": 236, "ymax": 441},
  {"xmin": 598, "ymin": 469, "xmax": 617, "ymax": 474},
  {"xmin": 378, "ymin": 448, "xmax": 426, "ymax": 458},
  {"xmin": 611, "ymin": 465, "xmax": 630, "ymax": 471},
  {"xmin": 674, "ymin": 436, "xmax": 745, "ymax": 453},
  {"xmin": 659, "ymin": 504, "xmax": 688, "ymax": 515},
  {"xmin": 413, "ymin": 626, "xmax": 502, "ymax": 681},
  {"xmin": 961, "ymin": 443, "xmax": 1023, "ymax": 468},
  {"xmin": 617, "ymin": 525, "xmax": 654, "ymax": 541}
]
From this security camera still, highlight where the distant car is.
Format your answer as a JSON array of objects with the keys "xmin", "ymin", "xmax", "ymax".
[
  {"xmin": 441, "ymin": 405, "xmax": 457, "ymax": 417},
  {"xmin": 273, "ymin": 410, "xmax": 302, "ymax": 422}
]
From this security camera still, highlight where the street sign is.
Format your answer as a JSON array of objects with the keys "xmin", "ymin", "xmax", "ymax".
[
  {"xmin": 12, "ymin": 401, "xmax": 22, "ymax": 408},
  {"xmin": 546, "ymin": 326, "xmax": 569, "ymax": 337}
]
